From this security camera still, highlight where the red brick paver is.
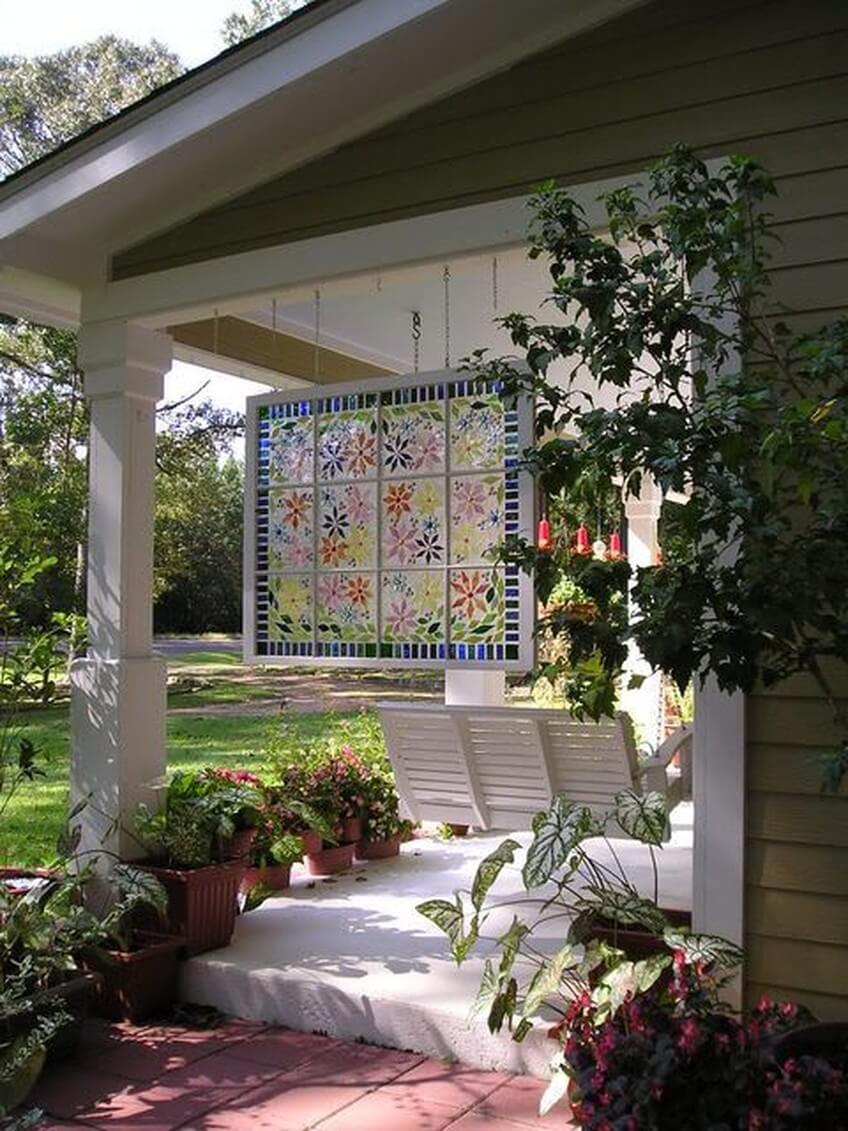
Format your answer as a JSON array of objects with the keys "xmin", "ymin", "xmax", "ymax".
[{"xmin": 33, "ymin": 1020, "xmax": 576, "ymax": 1130}]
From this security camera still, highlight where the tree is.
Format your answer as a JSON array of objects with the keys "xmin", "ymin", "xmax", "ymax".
[
  {"xmin": 482, "ymin": 148, "xmax": 848, "ymax": 783},
  {"xmin": 154, "ymin": 453, "xmax": 244, "ymax": 634},
  {"xmin": 221, "ymin": 1, "xmax": 298, "ymax": 47},
  {"xmin": 0, "ymin": 37, "xmax": 183, "ymax": 177}
]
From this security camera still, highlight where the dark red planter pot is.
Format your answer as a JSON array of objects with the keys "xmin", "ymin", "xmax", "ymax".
[
  {"xmin": 82, "ymin": 932, "xmax": 184, "ymax": 1023},
  {"xmin": 586, "ymin": 908, "xmax": 692, "ymax": 961},
  {"xmin": 300, "ymin": 830, "xmax": 322, "ymax": 855},
  {"xmin": 447, "ymin": 823, "xmax": 469, "ymax": 837},
  {"xmin": 339, "ymin": 817, "xmax": 363, "ymax": 844},
  {"xmin": 355, "ymin": 836, "xmax": 401, "ymax": 861},
  {"xmin": 305, "ymin": 843, "xmax": 355, "ymax": 876},
  {"xmin": 240, "ymin": 864, "xmax": 292, "ymax": 895},
  {"xmin": 141, "ymin": 864, "xmax": 240, "ymax": 956}
]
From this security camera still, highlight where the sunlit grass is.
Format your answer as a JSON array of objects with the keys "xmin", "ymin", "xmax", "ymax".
[{"xmin": 1, "ymin": 707, "xmax": 380, "ymax": 868}]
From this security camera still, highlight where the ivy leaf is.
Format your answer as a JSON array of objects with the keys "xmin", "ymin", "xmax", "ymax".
[
  {"xmin": 523, "ymin": 796, "xmax": 599, "ymax": 888},
  {"xmin": 614, "ymin": 789, "xmax": 668, "ymax": 846},
  {"xmin": 663, "ymin": 929, "xmax": 744, "ymax": 970},
  {"xmin": 471, "ymin": 838, "xmax": 520, "ymax": 911}
]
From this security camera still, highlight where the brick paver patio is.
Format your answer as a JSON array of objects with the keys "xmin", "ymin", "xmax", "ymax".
[{"xmin": 33, "ymin": 1019, "xmax": 573, "ymax": 1130}]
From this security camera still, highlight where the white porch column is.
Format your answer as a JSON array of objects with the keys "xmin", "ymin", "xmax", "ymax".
[
  {"xmin": 621, "ymin": 479, "xmax": 664, "ymax": 749},
  {"xmin": 444, "ymin": 670, "xmax": 505, "ymax": 707},
  {"xmin": 70, "ymin": 321, "xmax": 172, "ymax": 862}
]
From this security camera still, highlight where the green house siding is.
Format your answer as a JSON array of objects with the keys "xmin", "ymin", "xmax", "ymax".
[
  {"xmin": 113, "ymin": 0, "xmax": 848, "ymax": 292},
  {"xmin": 116, "ymin": 0, "xmax": 848, "ymax": 1017}
]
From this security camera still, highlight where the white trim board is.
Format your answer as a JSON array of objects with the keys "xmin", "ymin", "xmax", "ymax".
[{"xmin": 81, "ymin": 173, "xmax": 649, "ymax": 329}]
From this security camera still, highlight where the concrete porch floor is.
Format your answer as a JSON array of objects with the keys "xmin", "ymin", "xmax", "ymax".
[{"xmin": 181, "ymin": 805, "xmax": 693, "ymax": 1078}]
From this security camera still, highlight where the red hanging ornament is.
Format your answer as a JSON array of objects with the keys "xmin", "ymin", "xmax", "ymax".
[
  {"xmin": 574, "ymin": 524, "xmax": 591, "ymax": 555},
  {"xmin": 537, "ymin": 515, "xmax": 552, "ymax": 553},
  {"xmin": 608, "ymin": 530, "xmax": 623, "ymax": 559}
]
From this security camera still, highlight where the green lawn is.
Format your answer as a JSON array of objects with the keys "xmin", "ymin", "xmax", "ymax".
[
  {"xmin": 1, "ymin": 706, "xmax": 377, "ymax": 868},
  {"xmin": 166, "ymin": 651, "xmax": 243, "ymax": 668}
]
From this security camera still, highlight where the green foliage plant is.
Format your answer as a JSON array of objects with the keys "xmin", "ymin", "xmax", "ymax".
[
  {"xmin": 132, "ymin": 768, "xmax": 262, "ymax": 868},
  {"xmin": 475, "ymin": 147, "xmax": 848, "ymax": 783},
  {"xmin": 418, "ymin": 790, "xmax": 741, "ymax": 1050}
]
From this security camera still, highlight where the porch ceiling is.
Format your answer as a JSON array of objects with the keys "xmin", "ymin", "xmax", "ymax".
[{"xmin": 0, "ymin": 0, "xmax": 646, "ymax": 295}]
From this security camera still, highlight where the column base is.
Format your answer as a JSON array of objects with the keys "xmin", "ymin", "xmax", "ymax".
[
  {"xmin": 444, "ymin": 669, "xmax": 506, "ymax": 707},
  {"xmin": 70, "ymin": 656, "xmax": 167, "ymax": 863}
]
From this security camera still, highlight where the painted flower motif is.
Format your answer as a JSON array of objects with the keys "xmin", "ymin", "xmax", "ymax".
[
  {"xmin": 275, "ymin": 576, "xmax": 310, "ymax": 622},
  {"xmin": 450, "ymin": 569, "xmax": 489, "ymax": 620},
  {"xmin": 452, "ymin": 478, "xmax": 487, "ymax": 522},
  {"xmin": 283, "ymin": 490, "xmax": 310, "ymax": 529},
  {"xmin": 346, "ymin": 430, "xmax": 377, "ymax": 477},
  {"xmin": 345, "ymin": 575, "xmax": 372, "ymax": 607},
  {"xmin": 414, "ymin": 524, "xmax": 444, "ymax": 564},
  {"xmin": 270, "ymin": 417, "xmax": 313, "ymax": 484},
  {"xmin": 318, "ymin": 574, "xmax": 344, "ymax": 612},
  {"xmin": 319, "ymin": 441, "xmax": 345, "ymax": 479},
  {"xmin": 286, "ymin": 538, "xmax": 312, "ymax": 567},
  {"xmin": 411, "ymin": 428, "xmax": 444, "ymax": 472},
  {"xmin": 382, "ymin": 429, "xmax": 414, "ymax": 474},
  {"xmin": 414, "ymin": 481, "xmax": 441, "ymax": 517},
  {"xmin": 345, "ymin": 485, "xmax": 372, "ymax": 525},
  {"xmin": 386, "ymin": 518, "xmax": 417, "ymax": 565},
  {"xmin": 345, "ymin": 526, "xmax": 372, "ymax": 566},
  {"xmin": 417, "ymin": 573, "xmax": 443, "ymax": 613},
  {"xmin": 385, "ymin": 482, "xmax": 414, "ymax": 518},
  {"xmin": 322, "ymin": 502, "xmax": 350, "ymax": 541},
  {"xmin": 320, "ymin": 535, "xmax": 347, "ymax": 567},
  {"xmin": 386, "ymin": 596, "xmax": 417, "ymax": 636}
]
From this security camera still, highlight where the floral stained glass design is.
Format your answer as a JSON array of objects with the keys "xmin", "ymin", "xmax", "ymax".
[
  {"xmin": 268, "ymin": 488, "xmax": 314, "ymax": 571},
  {"xmin": 449, "ymin": 393, "xmax": 505, "ymax": 472},
  {"xmin": 382, "ymin": 479, "xmax": 446, "ymax": 567},
  {"xmin": 255, "ymin": 376, "xmax": 525, "ymax": 664},
  {"xmin": 267, "ymin": 574, "xmax": 313, "ymax": 643},
  {"xmin": 318, "ymin": 483, "xmax": 377, "ymax": 570},
  {"xmin": 316, "ymin": 572, "xmax": 377, "ymax": 643},
  {"xmin": 450, "ymin": 474, "xmax": 505, "ymax": 565},
  {"xmin": 269, "ymin": 416, "xmax": 314, "ymax": 485},
  {"xmin": 318, "ymin": 409, "xmax": 378, "ymax": 481},
  {"xmin": 381, "ymin": 571, "xmax": 445, "ymax": 644},
  {"xmin": 449, "ymin": 568, "xmax": 505, "ymax": 645},
  {"xmin": 382, "ymin": 401, "xmax": 445, "ymax": 477}
]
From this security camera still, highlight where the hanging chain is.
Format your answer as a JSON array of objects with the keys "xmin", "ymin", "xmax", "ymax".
[
  {"xmin": 313, "ymin": 288, "xmax": 321, "ymax": 381},
  {"xmin": 376, "ymin": 274, "xmax": 383, "ymax": 294},
  {"xmin": 443, "ymin": 264, "xmax": 451, "ymax": 368},
  {"xmin": 411, "ymin": 310, "xmax": 422, "ymax": 373},
  {"xmin": 492, "ymin": 255, "xmax": 499, "ymax": 313},
  {"xmin": 212, "ymin": 308, "xmax": 220, "ymax": 355},
  {"xmin": 271, "ymin": 297, "xmax": 278, "ymax": 358}
]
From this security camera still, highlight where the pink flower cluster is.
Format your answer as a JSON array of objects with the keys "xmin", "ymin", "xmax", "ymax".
[{"xmin": 558, "ymin": 953, "xmax": 847, "ymax": 1129}]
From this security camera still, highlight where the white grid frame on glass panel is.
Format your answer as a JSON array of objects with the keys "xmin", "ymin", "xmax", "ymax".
[{"xmin": 244, "ymin": 369, "xmax": 535, "ymax": 670}]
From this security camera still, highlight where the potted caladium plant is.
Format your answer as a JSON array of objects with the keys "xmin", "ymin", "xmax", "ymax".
[
  {"xmin": 79, "ymin": 865, "xmax": 184, "ymax": 1023},
  {"xmin": 132, "ymin": 770, "xmax": 244, "ymax": 955}
]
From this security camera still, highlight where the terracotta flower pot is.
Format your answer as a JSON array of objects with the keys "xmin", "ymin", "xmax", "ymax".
[
  {"xmin": 82, "ymin": 931, "xmax": 184, "ymax": 1023},
  {"xmin": 140, "ymin": 863, "xmax": 240, "ymax": 956},
  {"xmin": 300, "ymin": 830, "xmax": 322, "ymax": 855},
  {"xmin": 218, "ymin": 827, "xmax": 257, "ymax": 862},
  {"xmin": 447, "ymin": 823, "xmax": 469, "ymax": 837},
  {"xmin": 339, "ymin": 817, "xmax": 363, "ymax": 844},
  {"xmin": 355, "ymin": 835, "xmax": 401, "ymax": 861},
  {"xmin": 584, "ymin": 907, "xmax": 692, "ymax": 961},
  {"xmin": 240, "ymin": 864, "xmax": 292, "ymax": 894},
  {"xmin": 305, "ymin": 843, "xmax": 355, "ymax": 876}
]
